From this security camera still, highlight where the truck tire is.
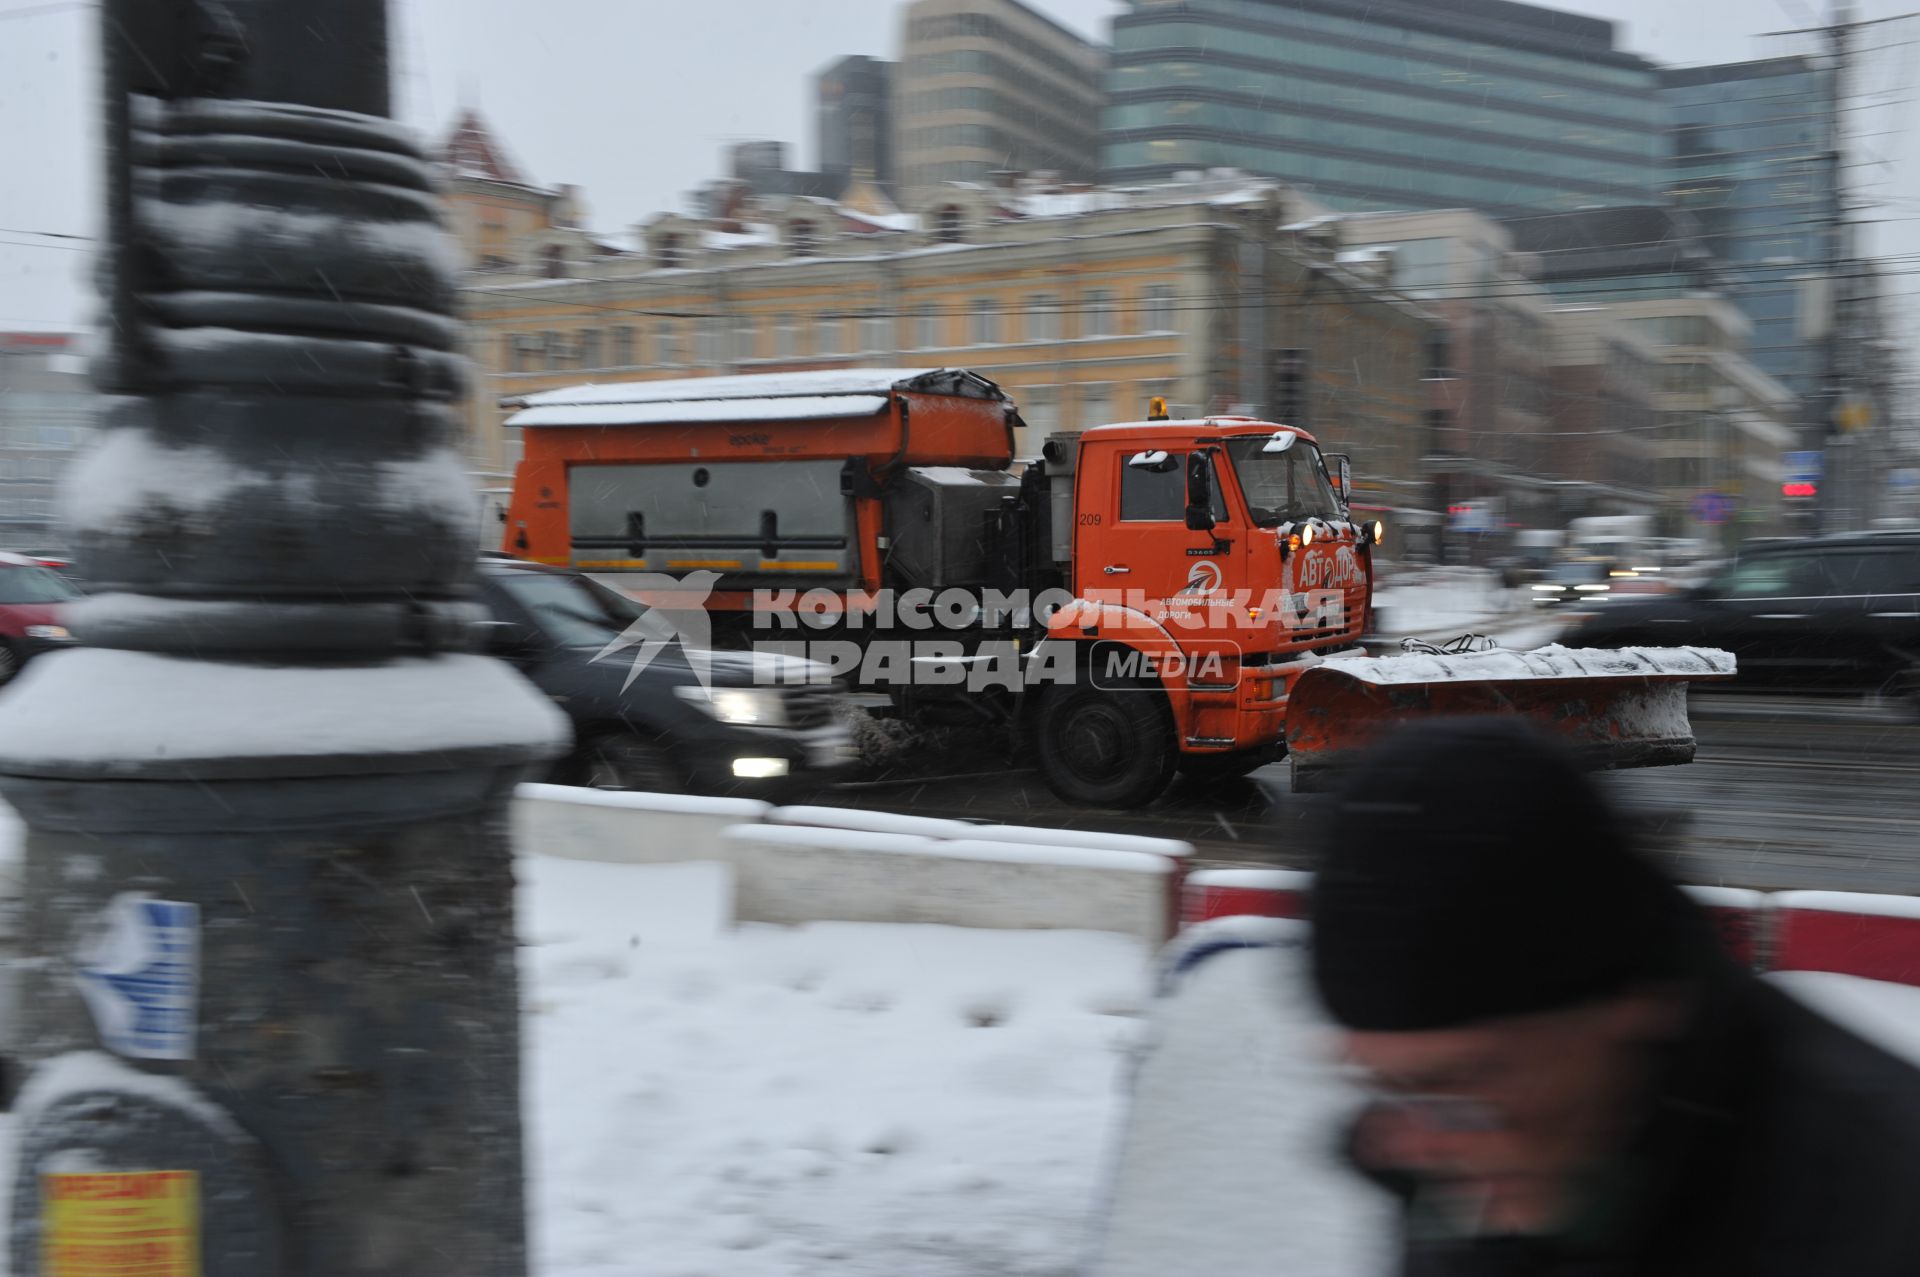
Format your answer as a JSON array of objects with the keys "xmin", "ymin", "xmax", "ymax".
[
  {"xmin": 0, "ymin": 643, "xmax": 18, "ymax": 687},
  {"xmin": 581, "ymin": 733, "xmax": 685, "ymax": 794},
  {"xmin": 1177, "ymin": 749, "xmax": 1273, "ymax": 785},
  {"xmin": 1035, "ymin": 681, "xmax": 1177, "ymax": 808}
]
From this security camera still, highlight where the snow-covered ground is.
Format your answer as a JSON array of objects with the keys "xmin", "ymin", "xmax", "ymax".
[{"xmin": 519, "ymin": 855, "xmax": 1147, "ymax": 1276}]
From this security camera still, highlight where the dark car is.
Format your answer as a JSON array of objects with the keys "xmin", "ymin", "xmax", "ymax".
[
  {"xmin": 0, "ymin": 552, "xmax": 79, "ymax": 686},
  {"xmin": 1561, "ymin": 532, "xmax": 1920, "ymax": 697},
  {"xmin": 476, "ymin": 558, "xmax": 858, "ymax": 795}
]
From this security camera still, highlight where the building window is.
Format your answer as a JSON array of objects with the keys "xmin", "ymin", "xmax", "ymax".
[
  {"xmin": 1081, "ymin": 387, "xmax": 1111, "ymax": 429},
  {"xmin": 504, "ymin": 334, "xmax": 522, "ymax": 374},
  {"xmin": 817, "ymin": 316, "xmax": 842, "ymax": 356},
  {"xmin": 1026, "ymin": 295, "xmax": 1059, "ymax": 344},
  {"xmin": 791, "ymin": 220, "xmax": 817, "ymax": 257},
  {"xmin": 1021, "ymin": 386, "xmax": 1056, "ymax": 433},
  {"xmin": 610, "ymin": 326, "xmax": 634, "ymax": 367},
  {"xmin": 577, "ymin": 328, "xmax": 602, "ymax": 370},
  {"xmin": 656, "ymin": 234, "xmax": 684, "ymax": 270},
  {"xmin": 541, "ymin": 330, "xmax": 563, "ymax": 370},
  {"xmin": 1425, "ymin": 331, "xmax": 1452, "ymax": 381},
  {"xmin": 860, "ymin": 312, "xmax": 888, "ymax": 354},
  {"xmin": 543, "ymin": 244, "xmax": 566, "ymax": 279},
  {"xmin": 1142, "ymin": 284, "xmax": 1175, "ymax": 333},
  {"xmin": 698, "ymin": 318, "xmax": 726, "ymax": 368},
  {"xmin": 1082, "ymin": 289, "xmax": 1115, "ymax": 339},
  {"xmin": 970, "ymin": 299, "xmax": 1000, "ymax": 346},
  {"xmin": 933, "ymin": 205, "xmax": 965, "ymax": 244},
  {"xmin": 914, "ymin": 304, "xmax": 940, "ymax": 351},
  {"xmin": 775, "ymin": 314, "xmax": 797, "ymax": 360},
  {"xmin": 734, "ymin": 316, "xmax": 757, "ymax": 363},
  {"xmin": 657, "ymin": 321, "xmax": 680, "ymax": 366}
]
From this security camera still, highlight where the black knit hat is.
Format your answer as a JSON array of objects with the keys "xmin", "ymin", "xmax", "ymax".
[{"xmin": 1308, "ymin": 717, "xmax": 1710, "ymax": 1032}]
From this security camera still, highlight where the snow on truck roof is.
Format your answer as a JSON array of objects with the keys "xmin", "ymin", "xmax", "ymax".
[{"xmin": 503, "ymin": 368, "xmax": 1008, "ymax": 429}]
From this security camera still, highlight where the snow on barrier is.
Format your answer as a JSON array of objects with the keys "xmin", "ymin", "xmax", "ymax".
[
  {"xmin": 718, "ymin": 825, "xmax": 1178, "ymax": 945},
  {"xmin": 764, "ymin": 804, "xmax": 978, "ymax": 841},
  {"xmin": 1182, "ymin": 868, "xmax": 1312, "ymax": 925},
  {"xmin": 1772, "ymin": 891, "xmax": 1920, "ymax": 988},
  {"xmin": 513, "ymin": 784, "xmax": 771, "ymax": 866}
]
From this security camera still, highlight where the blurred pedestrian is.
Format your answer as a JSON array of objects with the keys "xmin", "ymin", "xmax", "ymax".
[{"xmin": 1309, "ymin": 717, "xmax": 1920, "ymax": 1275}]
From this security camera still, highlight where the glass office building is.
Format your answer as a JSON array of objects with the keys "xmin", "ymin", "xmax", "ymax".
[
  {"xmin": 1102, "ymin": 0, "xmax": 1666, "ymax": 213},
  {"xmin": 1659, "ymin": 56, "xmax": 1835, "ymax": 405}
]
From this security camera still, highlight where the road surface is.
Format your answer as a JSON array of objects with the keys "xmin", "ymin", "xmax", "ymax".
[{"xmin": 818, "ymin": 691, "xmax": 1920, "ymax": 895}]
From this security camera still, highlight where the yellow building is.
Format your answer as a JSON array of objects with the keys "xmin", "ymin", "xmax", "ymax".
[{"xmin": 441, "ymin": 117, "xmax": 1435, "ymax": 509}]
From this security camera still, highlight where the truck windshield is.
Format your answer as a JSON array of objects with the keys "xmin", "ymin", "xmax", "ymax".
[
  {"xmin": 494, "ymin": 570, "xmax": 648, "ymax": 648},
  {"xmin": 1223, "ymin": 437, "xmax": 1342, "ymax": 525}
]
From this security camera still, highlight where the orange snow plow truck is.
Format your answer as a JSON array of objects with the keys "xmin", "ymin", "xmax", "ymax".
[{"xmin": 501, "ymin": 368, "xmax": 1730, "ymax": 805}]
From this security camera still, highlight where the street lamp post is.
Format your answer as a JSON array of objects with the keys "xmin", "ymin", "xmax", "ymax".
[{"xmin": 0, "ymin": 2, "xmax": 565, "ymax": 1273}]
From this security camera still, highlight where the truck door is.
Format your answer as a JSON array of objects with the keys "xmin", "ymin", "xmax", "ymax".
[{"xmin": 1087, "ymin": 446, "xmax": 1237, "ymax": 646}]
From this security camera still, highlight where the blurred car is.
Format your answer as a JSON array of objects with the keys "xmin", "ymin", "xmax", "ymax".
[
  {"xmin": 1527, "ymin": 559, "xmax": 1617, "ymax": 608},
  {"xmin": 476, "ymin": 557, "xmax": 858, "ymax": 795},
  {"xmin": 0, "ymin": 552, "xmax": 79, "ymax": 686},
  {"xmin": 1561, "ymin": 532, "xmax": 1920, "ymax": 696}
]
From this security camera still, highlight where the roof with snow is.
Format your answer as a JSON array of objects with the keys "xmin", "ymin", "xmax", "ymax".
[
  {"xmin": 502, "ymin": 368, "xmax": 1009, "ymax": 428},
  {"xmin": 440, "ymin": 109, "xmax": 531, "ymax": 186}
]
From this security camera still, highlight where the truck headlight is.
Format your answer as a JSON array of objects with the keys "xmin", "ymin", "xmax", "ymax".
[
  {"xmin": 25, "ymin": 625, "xmax": 71, "ymax": 641},
  {"xmin": 674, "ymin": 686, "xmax": 787, "ymax": 726}
]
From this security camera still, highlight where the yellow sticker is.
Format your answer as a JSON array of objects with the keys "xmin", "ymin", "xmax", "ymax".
[{"xmin": 42, "ymin": 1170, "xmax": 199, "ymax": 1276}]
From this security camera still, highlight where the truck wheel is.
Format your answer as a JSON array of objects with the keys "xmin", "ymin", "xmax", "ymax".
[
  {"xmin": 1035, "ymin": 682, "xmax": 1176, "ymax": 808},
  {"xmin": 1177, "ymin": 749, "xmax": 1273, "ymax": 785},
  {"xmin": 582, "ymin": 733, "xmax": 685, "ymax": 794},
  {"xmin": 0, "ymin": 644, "xmax": 18, "ymax": 687}
]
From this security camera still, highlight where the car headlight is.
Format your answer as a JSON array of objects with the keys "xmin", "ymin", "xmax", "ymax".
[
  {"xmin": 24, "ymin": 625, "xmax": 71, "ymax": 640},
  {"xmin": 674, "ymin": 685, "xmax": 786, "ymax": 726}
]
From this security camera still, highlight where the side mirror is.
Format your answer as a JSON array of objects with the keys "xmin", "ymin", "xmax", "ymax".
[
  {"xmin": 1327, "ymin": 452, "xmax": 1353, "ymax": 504},
  {"xmin": 480, "ymin": 619, "xmax": 540, "ymax": 658},
  {"xmin": 1185, "ymin": 453, "xmax": 1215, "ymax": 532}
]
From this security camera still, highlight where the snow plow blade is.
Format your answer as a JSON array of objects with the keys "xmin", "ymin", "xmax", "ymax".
[{"xmin": 1285, "ymin": 645, "xmax": 1736, "ymax": 793}]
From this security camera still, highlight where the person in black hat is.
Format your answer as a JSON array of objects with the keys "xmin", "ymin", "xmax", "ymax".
[{"xmin": 1309, "ymin": 717, "xmax": 1920, "ymax": 1275}]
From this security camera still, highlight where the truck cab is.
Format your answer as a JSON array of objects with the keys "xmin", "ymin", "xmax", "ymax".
[{"xmin": 1029, "ymin": 416, "xmax": 1382, "ymax": 804}]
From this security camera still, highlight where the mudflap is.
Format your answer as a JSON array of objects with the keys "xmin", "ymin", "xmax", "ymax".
[{"xmin": 1284, "ymin": 645, "xmax": 1735, "ymax": 793}]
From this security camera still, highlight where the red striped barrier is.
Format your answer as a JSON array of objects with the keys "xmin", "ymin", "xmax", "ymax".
[
  {"xmin": 1174, "ymin": 877, "xmax": 1920, "ymax": 989},
  {"xmin": 1680, "ymin": 885, "xmax": 1770, "ymax": 969},
  {"xmin": 1182, "ymin": 869, "xmax": 1312, "ymax": 925},
  {"xmin": 1772, "ymin": 891, "xmax": 1920, "ymax": 987}
]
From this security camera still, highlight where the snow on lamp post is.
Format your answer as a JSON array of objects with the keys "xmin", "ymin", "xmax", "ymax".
[{"xmin": 0, "ymin": 2, "xmax": 566, "ymax": 1273}]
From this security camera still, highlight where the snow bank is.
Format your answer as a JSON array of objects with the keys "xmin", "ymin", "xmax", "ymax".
[
  {"xmin": 1186, "ymin": 868, "xmax": 1312, "ymax": 891},
  {"xmin": 519, "ymin": 852, "xmax": 1145, "ymax": 1276},
  {"xmin": 1319, "ymin": 644, "xmax": 1734, "ymax": 685},
  {"xmin": 0, "ymin": 650, "xmax": 568, "ymax": 772}
]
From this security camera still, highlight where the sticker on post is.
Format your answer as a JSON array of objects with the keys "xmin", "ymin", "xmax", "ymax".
[
  {"xmin": 42, "ymin": 1170, "xmax": 200, "ymax": 1276},
  {"xmin": 75, "ymin": 893, "xmax": 199, "ymax": 1061}
]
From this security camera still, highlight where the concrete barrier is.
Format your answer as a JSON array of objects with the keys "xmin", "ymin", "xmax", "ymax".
[
  {"xmin": 513, "ymin": 784, "xmax": 770, "ymax": 866},
  {"xmin": 720, "ymin": 824, "xmax": 1178, "ymax": 944},
  {"xmin": 1772, "ymin": 891, "xmax": 1920, "ymax": 987},
  {"xmin": 1181, "ymin": 868, "xmax": 1312, "ymax": 926}
]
